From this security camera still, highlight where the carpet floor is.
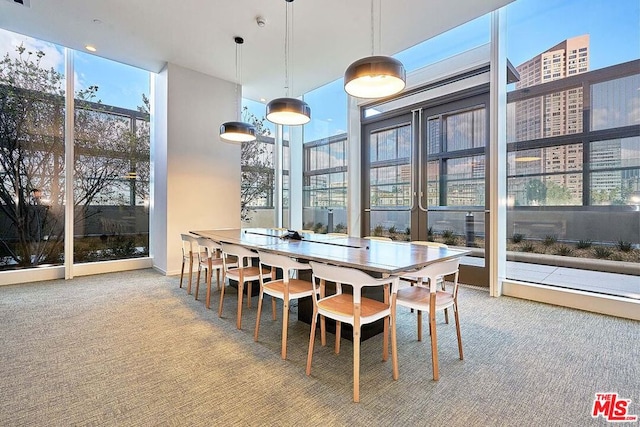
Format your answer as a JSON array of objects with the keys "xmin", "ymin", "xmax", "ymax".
[{"xmin": 0, "ymin": 269, "xmax": 638, "ymax": 426}]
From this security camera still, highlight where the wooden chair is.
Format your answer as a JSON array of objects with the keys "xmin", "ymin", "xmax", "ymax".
[
  {"xmin": 306, "ymin": 261, "xmax": 399, "ymax": 403},
  {"xmin": 254, "ymin": 251, "xmax": 315, "ymax": 360},
  {"xmin": 395, "ymin": 258, "xmax": 463, "ymax": 381},
  {"xmin": 179, "ymin": 234, "xmax": 198, "ymax": 293},
  {"xmin": 220, "ymin": 243, "xmax": 268, "ymax": 329},
  {"xmin": 195, "ymin": 237, "xmax": 235, "ymax": 309},
  {"xmin": 406, "ymin": 241, "xmax": 450, "ymax": 322},
  {"xmin": 363, "ymin": 236, "xmax": 392, "ymax": 241}
]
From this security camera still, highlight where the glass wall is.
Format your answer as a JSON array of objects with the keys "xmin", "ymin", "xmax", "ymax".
[
  {"xmin": 239, "ymin": 102, "xmax": 289, "ymax": 228},
  {"xmin": 0, "ymin": 36, "xmax": 66, "ymax": 269},
  {"xmin": 302, "ymin": 78, "xmax": 348, "ymax": 233},
  {"xmin": 505, "ymin": 0, "xmax": 640, "ymax": 292},
  {"xmin": 0, "ymin": 28, "xmax": 151, "ymax": 271}
]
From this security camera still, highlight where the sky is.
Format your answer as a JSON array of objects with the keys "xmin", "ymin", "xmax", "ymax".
[{"xmin": 1, "ymin": 0, "xmax": 638, "ymax": 136}]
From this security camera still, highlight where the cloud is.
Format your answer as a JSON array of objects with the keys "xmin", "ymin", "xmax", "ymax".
[{"xmin": 0, "ymin": 28, "xmax": 64, "ymax": 72}]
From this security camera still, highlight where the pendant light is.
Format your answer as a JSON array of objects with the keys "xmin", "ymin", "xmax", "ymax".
[
  {"xmin": 344, "ymin": 0, "xmax": 406, "ymax": 99},
  {"xmin": 220, "ymin": 36, "xmax": 257, "ymax": 143},
  {"xmin": 266, "ymin": 0, "xmax": 311, "ymax": 126}
]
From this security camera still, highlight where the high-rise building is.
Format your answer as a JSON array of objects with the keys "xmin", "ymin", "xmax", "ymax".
[
  {"xmin": 512, "ymin": 35, "xmax": 595, "ymax": 204},
  {"xmin": 515, "ymin": 34, "xmax": 590, "ymax": 140}
]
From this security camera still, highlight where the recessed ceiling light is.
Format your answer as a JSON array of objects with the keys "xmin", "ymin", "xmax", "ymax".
[
  {"xmin": 260, "ymin": 98, "xmax": 266, "ymax": 103},
  {"xmin": 85, "ymin": 45, "xmax": 97, "ymax": 52}
]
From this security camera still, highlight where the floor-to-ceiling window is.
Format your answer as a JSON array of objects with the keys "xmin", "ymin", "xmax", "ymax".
[
  {"xmin": 0, "ymin": 28, "xmax": 150, "ymax": 274},
  {"xmin": 302, "ymin": 79, "xmax": 348, "ymax": 233},
  {"xmin": 505, "ymin": 0, "xmax": 639, "ymax": 298},
  {"xmin": 239, "ymin": 101, "xmax": 288, "ymax": 228}
]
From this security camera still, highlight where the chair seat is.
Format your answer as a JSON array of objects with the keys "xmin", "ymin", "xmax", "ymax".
[
  {"xmin": 263, "ymin": 278, "xmax": 314, "ymax": 299},
  {"xmin": 318, "ymin": 293, "xmax": 389, "ymax": 323},
  {"xmin": 396, "ymin": 287, "xmax": 455, "ymax": 311},
  {"xmin": 225, "ymin": 266, "xmax": 268, "ymax": 282}
]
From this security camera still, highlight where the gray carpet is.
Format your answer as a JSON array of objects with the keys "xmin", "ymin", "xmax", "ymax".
[{"xmin": 0, "ymin": 269, "xmax": 637, "ymax": 426}]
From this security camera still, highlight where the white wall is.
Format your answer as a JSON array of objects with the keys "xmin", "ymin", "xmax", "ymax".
[{"xmin": 152, "ymin": 63, "xmax": 241, "ymax": 275}]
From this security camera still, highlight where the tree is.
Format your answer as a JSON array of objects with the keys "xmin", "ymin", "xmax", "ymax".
[
  {"xmin": 0, "ymin": 45, "xmax": 149, "ymax": 268},
  {"xmin": 525, "ymin": 179, "xmax": 547, "ymax": 205},
  {"xmin": 240, "ymin": 106, "xmax": 273, "ymax": 222}
]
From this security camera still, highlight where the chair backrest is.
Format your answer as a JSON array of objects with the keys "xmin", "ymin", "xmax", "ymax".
[
  {"xmin": 221, "ymin": 242, "xmax": 256, "ymax": 268},
  {"xmin": 196, "ymin": 237, "xmax": 221, "ymax": 260},
  {"xmin": 400, "ymin": 258, "xmax": 460, "ymax": 292},
  {"xmin": 309, "ymin": 261, "xmax": 398, "ymax": 304},
  {"xmin": 257, "ymin": 250, "xmax": 311, "ymax": 281},
  {"xmin": 181, "ymin": 233, "xmax": 198, "ymax": 255},
  {"xmin": 411, "ymin": 240, "xmax": 448, "ymax": 249},
  {"xmin": 363, "ymin": 236, "xmax": 392, "ymax": 241}
]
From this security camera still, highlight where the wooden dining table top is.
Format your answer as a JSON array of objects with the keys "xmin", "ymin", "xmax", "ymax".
[{"xmin": 190, "ymin": 228, "xmax": 470, "ymax": 275}]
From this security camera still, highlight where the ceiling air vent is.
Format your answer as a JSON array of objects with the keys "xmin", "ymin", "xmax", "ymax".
[{"xmin": 4, "ymin": 0, "xmax": 30, "ymax": 6}]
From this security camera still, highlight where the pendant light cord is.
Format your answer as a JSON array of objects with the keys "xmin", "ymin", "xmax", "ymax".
[
  {"xmin": 378, "ymin": 0, "xmax": 382, "ymax": 55},
  {"xmin": 370, "ymin": 0, "xmax": 374, "ymax": 55},
  {"xmin": 235, "ymin": 41, "xmax": 240, "ymax": 120},
  {"xmin": 284, "ymin": 1, "xmax": 290, "ymax": 97}
]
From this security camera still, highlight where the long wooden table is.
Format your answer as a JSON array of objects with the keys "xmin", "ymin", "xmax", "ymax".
[
  {"xmin": 191, "ymin": 228, "xmax": 469, "ymax": 275},
  {"xmin": 190, "ymin": 228, "xmax": 470, "ymax": 339}
]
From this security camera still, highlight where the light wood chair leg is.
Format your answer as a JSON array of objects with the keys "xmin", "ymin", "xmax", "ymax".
[
  {"xmin": 216, "ymin": 270, "xmax": 221, "ymax": 291},
  {"xmin": 218, "ymin": 278, "xmax": 226, "ymax": 317},
  {"xmin": 271, "ymin": 297, "xmax": 277, "ymax": 321},
  {"xmin": 194, "ymin": 267, "xmax": 201, "ymax": 300},
  {"xmin": 179, "ymin": 260, "xmax": 185, "ymax": 288},
  {"xmin": 430, "ymin": 296, "xmax": 439, "ymax": 381},
  {"xmin": 382, "ymin": 316, "xmax": 389, "ymax": 361},
  {"xmin": 353, "ymin": 310, "xmax": 361, "ymax": 403},
  {"xmin": 320, "ymin": 315, "xmax": 326, "ymax": 347},
  {"xmin": 246, "ymin": 282, "xmax": 252, "ymax": 308},
  {"xmin": 254, "ymin": 289, "xmax": 264, "ymax": 342},
  {"xmin": 454, "ymin": 302, "xmax": 463, "ymax": 360},
  {"xmin": 334, "ymin": 321, "xmax": 341, "ymax": 354},
  {"xmin": 206, "ymin": 270, "xmax": 212, "ymax": 309},
  {"xmin": 186, "ymin": 252, "xmax": 194, "ymax": 294},
  {"xmin": 417, "ymin": 310, "xmax": 422, "ymax": 341},
  {"xmin": 237, "ymin": 281, "xmax": 244, "ymax": 329},
  {"xmin": 306, "ymin": 309, "xmax": 319, "ymax": 375},
  {"xmin": 391, "ymin": 299, "xmax": 399, "ymax": 380},
  {"xmin": 281, "ymin": 299, "xmax": 289, "ymax": 360}
]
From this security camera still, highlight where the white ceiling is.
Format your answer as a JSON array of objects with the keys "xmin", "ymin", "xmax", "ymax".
[{"xmin": 0, "ymin": 0, "xmax": 513, "ymax": 102}]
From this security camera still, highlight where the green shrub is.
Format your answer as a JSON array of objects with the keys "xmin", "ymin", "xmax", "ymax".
[
  {"xmin": 388, "ymin": 226, "xmax": 397, "ymax": 234},
  {"xmin": 511, "ymin": 233, "xmax": 524, "ymax": 243},
  {"xmin": 593, "ymin": 247, "xmax": 612, "ymax": 259},
  {"xmin": 521, "ymin": 242, "xmax": 535, "ymax": 252},
  {"xmin": 555, "ymin": 245, "xmax": 573, "ymax": 256},
  {"xmin": 442, "ymin": 229, "xmax": 455, "ymax": 239},
  {"xmin": 617, "ymin": 241, "xmax": 633, "ymax": 252},
  {"xmin": 373, "ymin": 224, "xmax": 384, "ymax": 237},
  {"xmin": 576, "ymin": 239, "xmax": 592, "ymax": 249},
  {"xmin": 543, "ymin": 235, "xmax": 557, "ymax": 246},
  {"xmin": 334, "ymin": 223, "xmax": 346, "ymax": 233}
]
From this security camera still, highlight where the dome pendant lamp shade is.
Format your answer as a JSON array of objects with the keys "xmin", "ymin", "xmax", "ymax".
[
  {"xmin": 266, "ymin": 97, "xmax": 311, "ymax": 125},
  {"xmin": 266, "ymin": 0, "xmax": 311, "ymax": 126},
  {"xmin": 219, "ymin": 121, "xmax": 256, "ymax": 143},
  {"xmin": 344, "ymin": 55, "xmax": 406, "ymax": 99},
  {"xmin": 220, "ymin": 36, "xmax": 256, "ymax": 143}
]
